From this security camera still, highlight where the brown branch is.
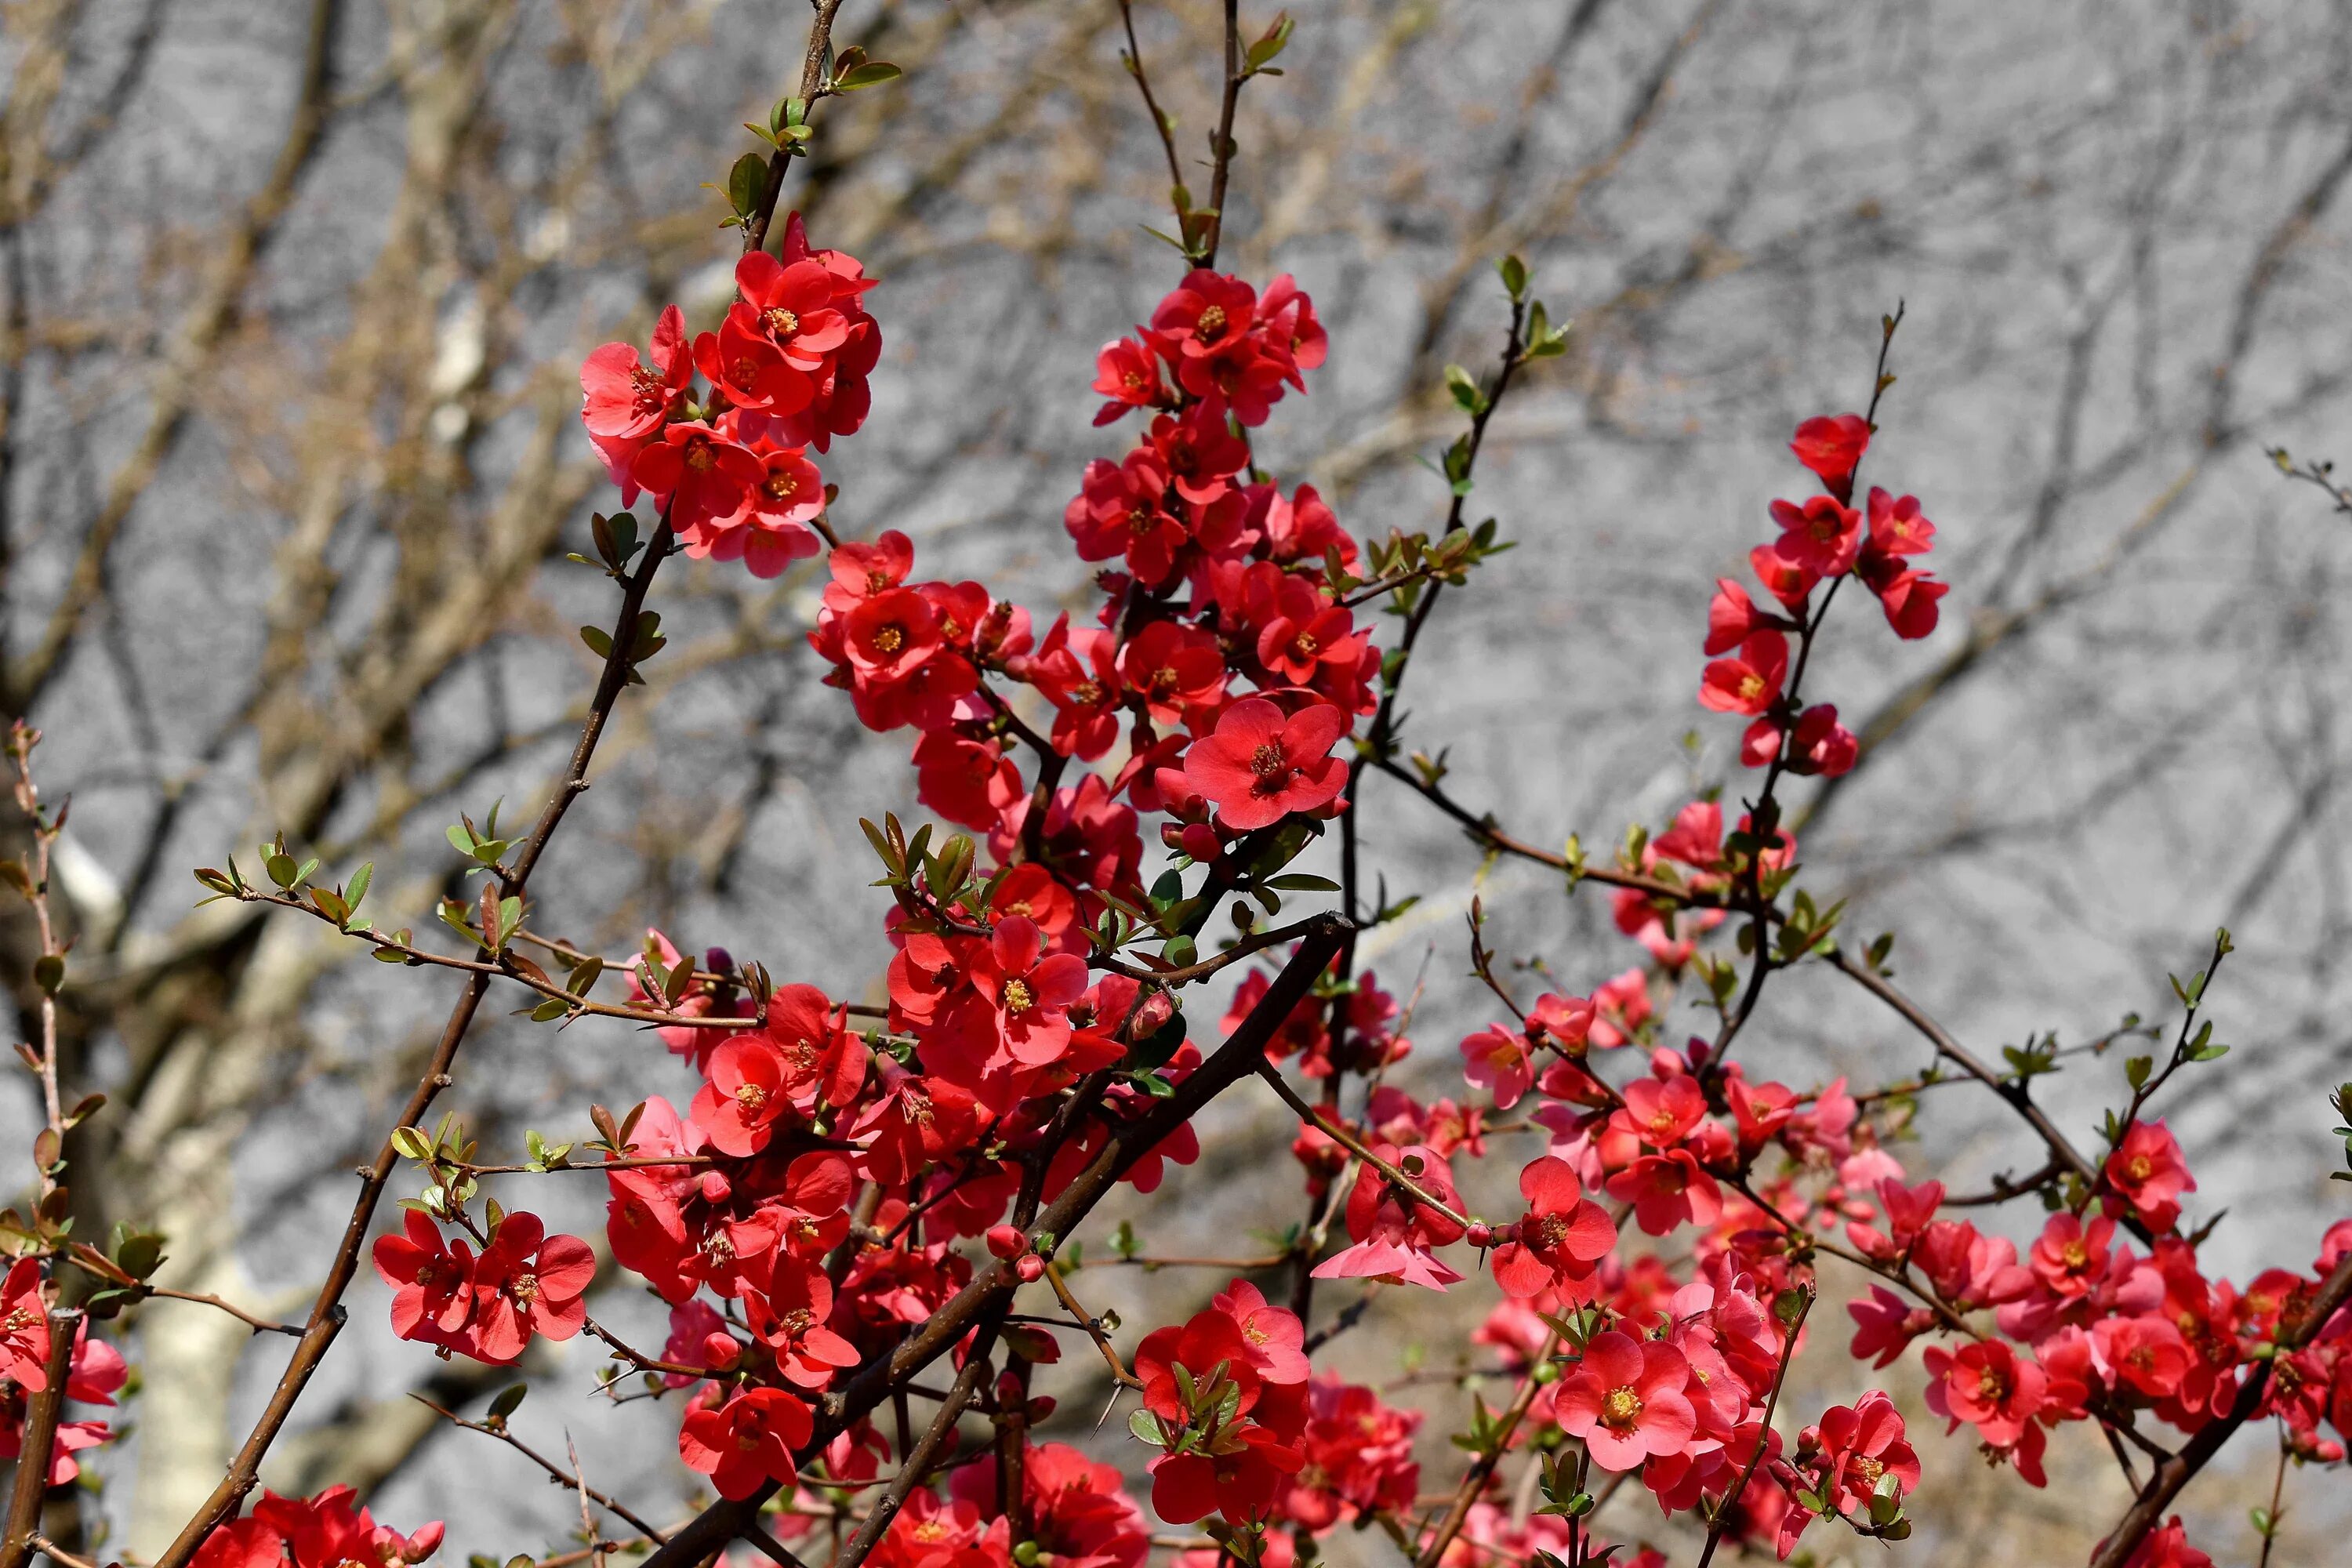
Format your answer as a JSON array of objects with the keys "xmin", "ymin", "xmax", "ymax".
[
  {"xmin": 413, "ymin": 1394, "xmax": 672, "ymax": 1546},
  {"xmin": 831, "ymin": 1312, "xmax": 1002, "ymax": 1568},
  {"xmin": 743, "ymin": 0, "xmax": 849, "ymax": 256},
  {"xmin": 1197, "ymin": 0, "xmax": 1244, "ymax": 267},
  {"xmin": 1693, "ymin": 1289, "xmax": 1811, "ymax": 1568},
  {"xmin": 0, "ymin": 1308, "xmax": 80, "ymax": 1568},
  {"xmin": 1041, "ymin": 1260, "xmax": 1142, "ymax": 1390},
  {"xmin": 25, "ymin": 1537, "xmax": 98, "ymax": 1568},
  {"xmin": 1116, "ymin": 0, "xmax": 1189, "ymax": 221},
  {"xmin": 1412, "ymin": 1330, "xmax": 1558, "ymax": 1568},
  {"xmin": 2087, "ymin": 1250, "xmax": 2352, "ymax": 1568},
  {"xmin": 1253, "ymin": 1059, "xmax": 1471, "ymax": 1230},
  {"xmin": 150, "ymin": 511, "xmax": 680, "ymax": 1568}
]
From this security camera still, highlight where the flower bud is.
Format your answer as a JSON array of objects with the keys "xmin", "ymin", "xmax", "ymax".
[
  {"xmin": 1014, "ymin": 1253, "xmax": 1046, "ymax": 1283},
  {"xmin": 1466, "ymin": 1221, "xmax": 1496, "ymax": 1249},
  {"xmin": 985, "ymin": 1224, "xmax": 1029, "ymax": 1260}
]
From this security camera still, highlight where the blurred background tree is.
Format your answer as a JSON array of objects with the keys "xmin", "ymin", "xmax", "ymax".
[{"xmin": 3, "ymin": 0, "xmax": 2350, "ymax": 1560}]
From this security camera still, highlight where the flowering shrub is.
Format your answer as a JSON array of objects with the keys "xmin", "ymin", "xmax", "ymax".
[{"xmin": 1, "ymin": 9, "xmax": 2347, "ymax": 1568}]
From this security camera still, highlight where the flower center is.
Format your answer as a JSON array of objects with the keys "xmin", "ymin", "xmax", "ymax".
[
  {"xmin": 1601, "ymin": 1386, "xmax": 1642, "ymax": 1427},
  {"xmin": 1737, "ymin": 673, "xmax": 1764, "ymax": 701},
  {"xmin": 1001, "ymin": 978, "xmax": 1035, "ymax": 1014},
  {"xmin": 735, "ymin": 1082, "xmax": 769, "ymax": 1112},
  {"xmin": 1152, "ymin": 666, "xmax": 1180, "ymax": 694},
  {"xmin": 1976, "ymin": 1368, "xmax": 2009, "ymax": 1402},
  {"xmin": 764, "ymin": 473, "xmax": 798, "ymax": 499},
  {"xmin": 1069, "ymin": 680, "xmax": 1101, "ymax": 705},
  {"xmin": 766, "ymin": 307, "xmax": 800, "ymax": 337},
  {"xmin": 1127, "ymin": 506, "xmax": 1156, "ymax": 535},
  {"xmin": 2126, "ymin": 1155, "xmax": 2153, "ymax": 1181},
  {"xmin": 630, "ymin": 363, "xmax": 665, "ymax": 413},
  {"xmin": 1530, "ymin": 1214, "xmax": 1570, "ymax": 1251},
  {"xmin": 1250, "ymin": 742, "xmax": 1289, "ymax": 780},
  {"xmin": 682, "ymin": 437, "xmax": 716, "ymax": 473},
  {"xmin": 1194, "ymin": 304, "xmax": 1228, "ymax": 340},
  {"xmin": 1851, "ymin": 1454, "xmax": 1885, "ymax": 1488},
  {"xmin": 872, "ymin": 624, "xmax": 906, "ymax": 654},
  {"xmin": 2060, "ymin": 1241, "xmax": 2089, "ymax": 1269},
  {"xmin": 1291, "ymin": 632, "xmax": 1319, "ymax": 657},
  {"xmin": 508, "ymin": 1272, "xmax": 540, "ymax": 1305}
]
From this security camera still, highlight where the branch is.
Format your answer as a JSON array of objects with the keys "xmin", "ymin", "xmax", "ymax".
[
  {"xmin": 2087, "ymin": 1250, "xmax": 2352, "ymax": 1568},
  {"xmin": 412, "ymin": 1396, "xmax": 671, "ymax": 1545},
  {"xmin": 0, "ymin": 1309, "xmax": 80, "ymax": 1568},
  {"xmin": 151, "ymin": 514, "xmax": 681, "ymax": 1568},
  {"xmin": 742, "ymin": 0, "xmax": 849, "ymax": 256}
]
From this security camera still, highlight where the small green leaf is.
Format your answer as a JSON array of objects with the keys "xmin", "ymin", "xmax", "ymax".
[{"xmin": 836, "ymin": 60, "xmax": 903, "ymax": 89}]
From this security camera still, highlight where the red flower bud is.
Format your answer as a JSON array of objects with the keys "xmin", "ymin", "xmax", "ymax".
[
  {"xmin": 1014, "ymin": 1254, "xmax": 1046, "ymax": 1283},
  {"xmin": 985, "ymin": 1224, "xmax": 1029, "ymax": 1260}
]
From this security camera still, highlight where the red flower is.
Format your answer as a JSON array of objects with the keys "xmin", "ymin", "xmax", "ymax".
[
  {"xmin": 974, "ymin": 916, "xmax": 1090, "ymax": 1065},
  {"xmin": 1697, "ymin": 630, "xmax": 1788, "ymax": 716},
  {"xmin": 580, "ymin": 304, "xmax": 689, "ymax": 442},
  {"xmin": 1789, "ymin": 412, "xmax": 1871, "ymax": 500},
  {"xmin": 1614, "ymin": 1074, "xmax": 1707, "ymax": 1149},
  {"xmin": 1605, "ymin": 1147, "xmax": 1722, "ymax": 1236},
  {"xmin": 1769, "ymin": 494, "xmax": 1864, "ymax": 576},
  {"xmin": 1861, "ymin": 557, "xmax": 1947, "ymax": 639},
  {"xmin": 1065, "ymin": 448, "xmax": 1188, "ymax": 585},
  {"xmin": 1555, "ymin": 1330, "xmax": 1697, "ymax": 1471},
  {"xmin": 1118, "ymin": 619, "xmax": 1226, "ymax": 725},
  {"xmin": 1147, "ymin": 401, "xmax": 1250, "ymax": 507},
  {"xmin": 2094, "ymin": 1313, "xmax": 2194, "ymax": 1400},
  {"xmin": 466, "ymin": 1210, "xmax": 594, "ymax": 1363},
  {"xmin": 1922, "ymin": 1339, "xmax": 2045, "ymax": 1447},
  {"xmin": 1314, "ymin": 1142, "xmax": 1467, "ymax": 1291},
  {"xmin": 1704, "ymin": 578, "xmax": 1768, "ymax": 655},
  {"xmin": 2104, "ymin": 1120, "xmax": 2196, "ymax": 1232},
  {"xmin": 1092, "ymin": 336, "xmax": 1166, "ymax": 423},
  {"xmin": 2111, "ymin": 1517, "xmax": 2212, "ymax": 1568},
  {"xmin": 1809, "ymin": 1390, "xmax": 1918, "ymax": 1515},
  {"xmin": 691, "ymin": 1036, "xmax": 794, "ymax": 1157},
  {"xmin": 745, "ymin": 1256, "xmax": 862, "ymax": 1390},
  {"xmin": 855, "ymin": 1072, "xmax": 981, "ymax": 1186},
  {"xmin": 370, "ymin": 1212, "xmax": 475, "ymax": 1346},
  {"xmin": 631, "ymin": 421, "xmax": 764, "ymax": 532},
  {"xmin": 1183, "ymin": 698, "xmax": 1348, "ymax": 831},
  {"xmin": 1864, "ymin": 486, "xmax": 1934, "ymax": 557},
  {"xmin": 1490, "ymin": 1156, "xmax": 1617, "ymax": 1300},
  {"xmin": 913, "ymin": 732, "xmax": 1022, "ymax": 831},
  {"xmin": 1847, "ymin": 1284, "xmax": 1933, "ymax": 1368},
  {"xmin": 1254, "ymin": 579, "xmax": 1363, "ymax": 687},
  {"xmin": 0, "ymin": 1259, "xmax": 52, "ymax": 1392},
  {"xmin": 1788, "ymin": 702, "xmax": 1857, "ymax": 776},
  {"xmin": 1149, "ymin": 270, "xmax": 1257, "ymax": 368},
  {"xmin": 679, "ymin": 1385, "xmax": 813, "ymax": 1501}
]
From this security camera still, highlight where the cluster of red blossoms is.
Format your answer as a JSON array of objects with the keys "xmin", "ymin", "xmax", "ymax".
[
  {"xmin": 0, "ymin": 1257, "xmax": 127, "ymax": 1486},
  {"xmin": 1698, "ymin": 413, "xmax": 1946, "ymax": 776},
  {"xmin": 322, "ymin": 179, "xmax": 2352, "ymax": 1568},
  {"xmin": 191, "ymin": 1488, "xmax": 444, "ymax": 1568},
  {"xmin": 580, "ymin": 213, "xmax": 880, "ymax": 575}
]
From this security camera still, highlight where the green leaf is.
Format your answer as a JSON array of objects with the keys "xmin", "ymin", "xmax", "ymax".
[
  {"xmin": 1264, "ymin": 873, "xmax": 1339, "ymax": 892},
  {"xmin": 1497, "ymin": 254, "xmax": 1528, "ymax": 299},
  {"xmin": 390, "ymin": 1126, "xmax": 432, "ymax": 1160},
  {"xmin": 345, "ymin": 862, "xmax": 372, "ymax": 916},
  {"xmin": 579, "ymin": 625, "xmax": 614, "ymax": 659},
  {"xmin": 265, "ymin": 852, "xmax": 299, "ymax": 889},
  {"xmin": 725, "ymin": 151, "xmax": 768, "ymax": 218},
  {"xmin": 836, "ymin": 60, "xmax": 903, "ymax": 89},
  {"xmin": 1127, "ymin": 1408, "xmax": 1164, "ymax": 1446},
  {"xmin": 2125, "ymin": 1055, "xmax": 2152, "ymax": 1091}
]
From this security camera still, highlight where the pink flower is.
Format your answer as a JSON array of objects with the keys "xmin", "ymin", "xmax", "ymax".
[
  {"xmin": 1605, "ymin": 1146, "xmax": 1722, "ymax": 1236},
  {"xmin": 1555, "ymin": 1331, "xmax": 1697, "ymax": 1471},
  {"xmin": 1459, "ymin": 1024, "xmax": 1534, "ymax": 1109},
  {"xmin": 1183, "ymin": 698, "xmax": 1348, "ymax": 831},
  {"xmin": 1922, "ymin": 1339, "xmax": 2045, "ymax": 1447}
]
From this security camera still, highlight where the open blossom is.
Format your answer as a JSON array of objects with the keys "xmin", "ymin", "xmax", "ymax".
[
  {"xmin": 1314, "ymin": 1142, "xmax": 1466, "ymax": 1290},
  {"xmin": 0, "ymin": 1259, "xmax": 53, "ymax": 1391},
  {"xmin": 1922, "ymin": 1338, "xmax": 2046, "ymax": 1448},
  {"xmin": 467, "ymin": 1210, "xmax": 594, "ymax": 1363},
  {"xmin": 2111, "ymin": 1518, "xmax": 2213, "ymax": 1568},
  {"xmin": 680, "ymin": 1385, "xmax": 813, "ymax": 1500},
  {"xmin": 1459, "ymin": 1023, "xmax": 1534, "ymax": 1109},
  {"xmin": 580, "ymin": 304, "xmax": 688, "ymax": 444},
  {"xmin": 1807, "ymin": 1390, "xmax": 1920, "ymax": 1515},
  {"xmin": 1769, "ymin": 494, "xmax": 1864, "ymax": 575},
  {"xmin": 1183, "ymin": 697, "xmax": 1348, "ymax": 830},
  {"xmin": 1490, "ymin": 1156, "xmax": 1617, "ymax": 1300},
  {"xmin": 370, "ymin": 1212, "xmax": 475, "ymax": 1348},
  {"xmin": 1789, "ymin": 412, "xmax": 1871, "ymax": 500},
  {"xmin": 2104, "ymin": 1120, "xmax": 2196, "ymax": 1232},
  {"xmin": 1556, "ymin": 1330, "xmax": 1697, "ymax": 1470},
  {"xmin": 1698, "ymin": 630, "xmax": 1788, "ymax": 716}
]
